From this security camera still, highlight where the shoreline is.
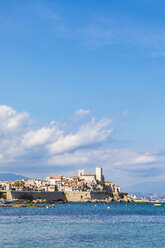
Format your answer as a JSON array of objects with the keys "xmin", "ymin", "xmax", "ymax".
[{"xmin": 0, "ymin": 201, "xmax": 164, "ymax": 207}]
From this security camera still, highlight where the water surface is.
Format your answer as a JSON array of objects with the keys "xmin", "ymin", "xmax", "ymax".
[{"xmin": 0, "ymin": 203, "xmax": 165, "ymax": 248}]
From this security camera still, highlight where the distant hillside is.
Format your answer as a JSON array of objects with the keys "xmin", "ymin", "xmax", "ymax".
[{"xmin": 0, "ymin": 173, "xmax": 29, "ymax": 181}]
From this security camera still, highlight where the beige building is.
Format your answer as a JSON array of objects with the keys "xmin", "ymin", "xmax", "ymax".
[
  {"xmin": 79, "ymin": 174, "xmax": 96, "ymax": 183},
  {"xmin": 78, "ymin": 167, "xmax": 104, "ymax": 184},
  {"xmin": 105, "ymin": 181, "xmax": 113, "ymax": 191}
]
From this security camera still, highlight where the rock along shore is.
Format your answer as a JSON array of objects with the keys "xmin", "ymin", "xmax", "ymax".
[
  {"xmin": 0, "ymin": 200, "xmax": 162, "ymax": 207},
  {"xmin": 0, "ymin": 204, "xmax": 47, "ymax": 208}
]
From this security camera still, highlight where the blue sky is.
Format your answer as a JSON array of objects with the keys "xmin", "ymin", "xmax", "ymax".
[{"xmin": 0, "ymin": 0, "xmax": 165, "ymax": 190}]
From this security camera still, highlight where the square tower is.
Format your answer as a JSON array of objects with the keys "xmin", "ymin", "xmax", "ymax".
[
  {"xmin": 78, "ymin": 169, "xmax": 84, "ymax": 177},
  {"xmin": 96, "ymin": 167, "xmax": 103, "ymax": 182}
]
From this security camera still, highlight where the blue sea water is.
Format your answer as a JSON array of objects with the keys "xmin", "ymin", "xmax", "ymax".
[{"xmin": 0, "ymin": 203, "xmax": 165, "ymax": 248}]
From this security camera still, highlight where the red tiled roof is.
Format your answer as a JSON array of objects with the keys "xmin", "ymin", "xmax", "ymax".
[
  {"xmin": 71, "ymin": 184, "xmax": 83, "ymax": 187},
  {"xmin": 82, "ymin": 174, "xmax": 95, "ymax": 176}
]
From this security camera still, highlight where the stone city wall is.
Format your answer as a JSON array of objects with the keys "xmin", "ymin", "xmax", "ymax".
[
  {"xmin": 7, "ymin": 191, "xmax": 66, "ymax": 201},
  {"xmin": 90, "ymin": 191, "xmax": 110, "ymax": 200},
  {"xmin": 7, "ymin": 190, "xmax": 117, "ymax": 202},
  {"xmin": 65, "ymin": 191, "xmax": 91, "ymax": 202}
]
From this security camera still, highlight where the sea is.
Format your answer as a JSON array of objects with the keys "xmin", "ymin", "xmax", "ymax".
[{"xmin": 0, "ymin": 202, "xmax": 165, "ymax": 248}]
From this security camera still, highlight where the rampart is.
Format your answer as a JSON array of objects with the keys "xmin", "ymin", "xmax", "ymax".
[
  {"xmin": 65, "ymin": 191, "xmax": 91, "ymax": 202},
  {"xmin": 91, "ymin": 191, "xmax": 111, "ymax": 200},
  {"xmin": 7, "ymin": 191, "xmax": 66, "ymax": 201},
  {"xmin": 7, "ymin": 190, "xmax": 123, "ymax": 202}
]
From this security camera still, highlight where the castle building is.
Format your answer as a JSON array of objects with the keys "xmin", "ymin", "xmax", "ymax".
[
  {"xmin": 96, "ymin": 167, "xmax": 104, "ymax": 183},
  {"xmin": 78, "ymin": 167, "xmax": 104, "ymax": 184}
]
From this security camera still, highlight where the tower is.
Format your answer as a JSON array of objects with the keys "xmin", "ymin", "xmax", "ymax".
[
  {"xmin": 96, "ymin": 167, "xmax": 103, "ymax": 182},
  {"xmin": 78, "ymin": 169, "xmax": 84, "ymax": 177}
]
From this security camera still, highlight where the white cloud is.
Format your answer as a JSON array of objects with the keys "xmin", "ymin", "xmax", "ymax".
[
  {"xmin": 130, "ymin": 153, "xmax": 156, "ymax": 165},
  {"xmin": 0, "ymin": 105, "xmax": 163, "ymax": 189},
  {"xmin": 0, "ymin": 106, "xmax": 113, "ymax": 163},
  {"xmin": 112, "ymin": 150, "xmax": 156, "ymax": 167},
  {"xmin": 72, "ymin": 109, "xmax": 92, "ymax": 121},
  {"xmin": 48, "ymin": 151, "xmax": 90, "ymax": 165},
  {"xmin": 49, "ymin": 118, "xmax": 113, "ymax": 154},
  {"xmin": 74, "ymin": 109, "xmax": 91, "ymax": 117},
  {"xmin": 48, "ymin": 148, "xmax": 157, "ymax": 168},
  {"xmin": 0, "ymin": 105, "xmax": 30, "ymax": 134},
  {"xmin": 22, "ymin": 124, "xmax": 62, "ymax": 148}
]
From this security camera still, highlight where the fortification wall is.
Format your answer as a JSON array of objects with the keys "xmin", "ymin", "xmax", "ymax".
[
  {"xmin": 7, "ymin": 190, "xmax": 117, "ymax": 202},
  {"xmin": 7, "ymin": 191, "xmax": 66, "ymax": 201},
  {"xmin": 65, "ymin": 191, "xmax": 91, "ymax": 202},
  {"xmin": 90, "ymin": 191, "xmax": 110, "ymax": 200},
  {"xmin": 65, "ymin": 191, "xmax": 112, "ymax": 202}
]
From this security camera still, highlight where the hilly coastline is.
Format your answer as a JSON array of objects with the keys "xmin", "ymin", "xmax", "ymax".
[{"xmin": 0, "ymin": 173, "xmax": 29, "ymax": 181}]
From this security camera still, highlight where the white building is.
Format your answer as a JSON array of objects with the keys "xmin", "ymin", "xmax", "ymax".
[{"xmin": 46, "ymin": 175, "xmax": 63, "ymax": 185}]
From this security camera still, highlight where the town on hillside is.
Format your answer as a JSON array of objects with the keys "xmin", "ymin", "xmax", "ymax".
[{"xmin": 0, "ymin": 167, "xmax": 120, "ymax": 193}]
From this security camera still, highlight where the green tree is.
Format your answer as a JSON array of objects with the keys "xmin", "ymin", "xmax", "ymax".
[{"xmin": 13, "ymin": 180, "xmax": 25, "ymax": 187}]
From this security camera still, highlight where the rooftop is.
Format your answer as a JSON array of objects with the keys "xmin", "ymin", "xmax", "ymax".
[
  {"xmin": 71, "ymin": 184, "xmax": 83, "ymax": 187},
  {"xmin": 81, "ymin": 174, "xmax": 96, "ymax": 176}
]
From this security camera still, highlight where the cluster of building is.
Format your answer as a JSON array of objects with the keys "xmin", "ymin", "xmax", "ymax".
[{"xmin": 0, "ymin": 167, "xmax": 120, "ymax": 193}]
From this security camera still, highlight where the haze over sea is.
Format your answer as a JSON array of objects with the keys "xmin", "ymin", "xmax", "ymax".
[{"xmin": 1, "ymin": 203, "xmax": 165, "ymax": 248}]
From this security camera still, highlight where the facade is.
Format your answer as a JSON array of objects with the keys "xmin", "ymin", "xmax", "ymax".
[
  {"xmin": 79, "ymin": 167, "xmax": 104, "ymax": 184},
  {"xmin": 105, "ymin": 181, "xmax": 113, "ymax": 186},
  {"xmin": 105, "ymin": 181, "xmax": 113, "ymax": 191},
  {"xmin": 79, "ymin": 174, "xmax": 96, "ymax": 183},
  {"xmin": 71, "ymin": 184, "xmax": 83, "ymax": 191},
  {"xmin": 34, "ymin": 179, "xmax": 42, "ymax": 187},
  {"xmin": 113, "ymin": 185, "xmax": 120, "ymax": 193}
]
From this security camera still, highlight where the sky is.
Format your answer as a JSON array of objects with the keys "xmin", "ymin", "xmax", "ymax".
[{"xmin": 0, "ymin": 0, "xmax": 165, "ymax": 191}]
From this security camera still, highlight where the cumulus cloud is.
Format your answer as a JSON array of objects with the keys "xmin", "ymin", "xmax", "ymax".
[
  {"xmin": 0, "ymin": 105, "xmax": 30, "ymax": 136},
  {"xmin": 0, "ymin": 105, "xmax": 113, "ymax": 163},
  {"xmin": 22, "ymin": 124, "xmax": 63, "ymax": 148},
  {"xmin": 49, "ymin": 118, "xmax": 113, "ymax": 154},
  {"xmin": 112, "ymin": 151, "xmax": 156, "ymax": 167},
  {"xmin": 0, "ymin": 105, "xmax": 163, "ymax": 188},
  {"xmin": 130, "ymin": 154, "xmax": 156, "ymax": 165}
]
